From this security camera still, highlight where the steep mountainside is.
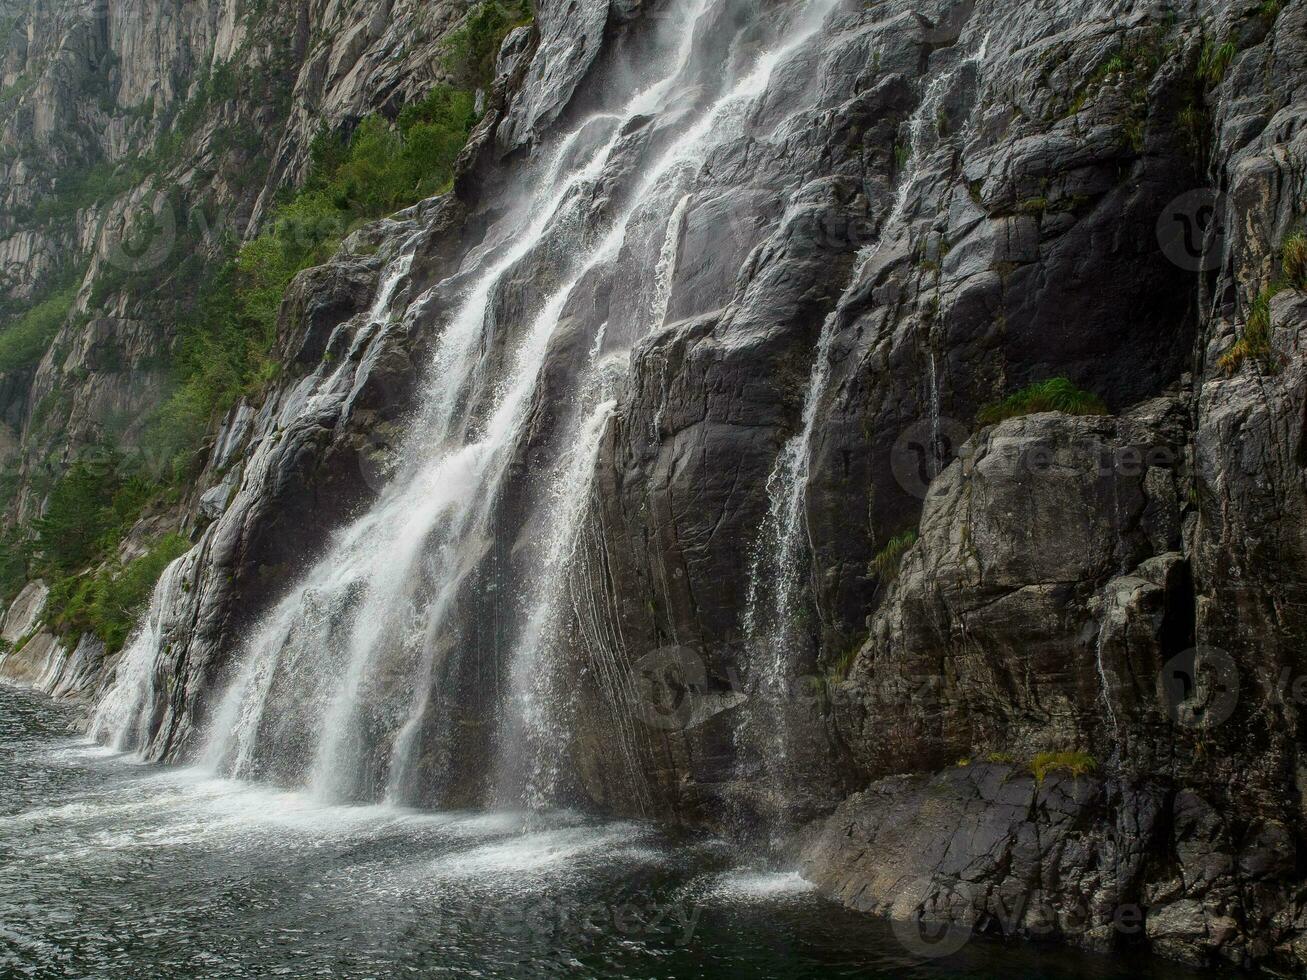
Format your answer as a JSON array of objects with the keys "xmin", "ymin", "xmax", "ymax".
[
  {"xmin": 0, "ymin": 0, "xmax": 482, "ymax": 520},
  {"xmin": 2, "ymin": 0, "xmax": 1306, "ymax": 972}
]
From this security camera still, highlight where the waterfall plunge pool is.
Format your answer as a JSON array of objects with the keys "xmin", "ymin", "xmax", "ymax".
[{"xmin": 1, "ymin": 685, "xmax": 1218, "ymax": 979}]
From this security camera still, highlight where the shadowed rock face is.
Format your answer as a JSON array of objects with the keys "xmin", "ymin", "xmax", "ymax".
[{"xmin": 5, "ymin": 0, "xmax": 1307, "ymax": 970}]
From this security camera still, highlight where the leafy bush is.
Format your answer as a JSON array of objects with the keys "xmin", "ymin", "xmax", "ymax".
[
  {"xmin": 441, "ymin": 1, "xmax": 534, "ymax": 89},
  {"xmin": 0, "ymin": 284, "xmax": 77, "ymax": 373},
  {"xmin": 871, "ymin": 529, "xmax": 919, "ymax": 583},
  {"xmin": 29, "ymin": 449, "xmax": 154, "ymax": 577},
  {"xmin": 1030, "ymin": 750, "xmax": 1096, "ymax": 783},
  {"xmin": 976, "ymin": 377, "xmax": 1109, "ymax": 425},
  {"xmin": 49, "ymin": 533, "xmax": 189, "ymax": 653},
  {"xmin": 147, "ymin": 85, "xmax": 477, "ymax": 478}
]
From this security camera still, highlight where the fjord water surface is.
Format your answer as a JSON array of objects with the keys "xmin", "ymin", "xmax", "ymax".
[{"xmin": 3, "ymin": 686, "xmax": 1218, "ymax": 979}]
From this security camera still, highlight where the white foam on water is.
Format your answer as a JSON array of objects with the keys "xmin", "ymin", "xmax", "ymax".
[
  {"xmin": 421, "ymin": 822, "xmax": 662, "ymax": 881},
  {"xmin": 707, "ymin": 870, "xmax": 816, "ymax": 900}
]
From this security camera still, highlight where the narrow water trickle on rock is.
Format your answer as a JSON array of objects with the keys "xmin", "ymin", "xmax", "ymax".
[{"xmin": 736, "ymin": 33, "xmax": 992, "ymax": 845}]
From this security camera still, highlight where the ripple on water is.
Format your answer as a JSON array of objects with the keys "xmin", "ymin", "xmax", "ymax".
[{"xmin": 1, "ymin": 684, "xmax": 1225, "ymax": 980}]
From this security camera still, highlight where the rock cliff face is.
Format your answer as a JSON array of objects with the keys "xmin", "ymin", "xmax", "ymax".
[
  {"xmin": 3, "ymin": 0, "xmax": 1307, "ymax": 972},
  {"xmin": 0, "ymin": 0, "xmax": 469, "ymax": 518}
]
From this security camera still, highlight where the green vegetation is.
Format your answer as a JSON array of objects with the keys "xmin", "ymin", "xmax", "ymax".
[
  {"xmin": 871, "ymin": 529, "xmax": 918, "ymax": 584},
  {"xmin": 0, "ymin": 284, "xmax": 77, "ymax": 373},
  {"xmin": 1219, "ymin": 287, "xmax": 1277, "ymax": 374},
  {"xmin": 0, "ymin": 525, "xmax": 29, "ymax": 601},
  {"xmin": 0, "ymin": 447, "xmax": 186, "ymax": 651},
  {"xmin": 28, "ymin": 450, "xmax": 155, "ymax": 578},
  {"xmin": 146, "ymin": 84, "xmax": 478, "ymax": 478},
  {"xmin": 1198, "ymin": 39, "xmax": 1236, "ymax": 84},
  {"xmin": 48, "ymin": 533, "xmax": 189, "ymax": 653},
  {"xmin": 1282, "ymin": 231, "xmax": 1307, "ymax": 290},
  {"xmin": 441, "ymin": 0, "xmax": 534, "ymax": 89},
  {"xmin": 1258, "ymin": 0, "xmax": 1284, "ymax": 21},
  {"xmin": 1100, "ymin": 53, "xmax": 1129, "ymax": 76},
  {"xmin": 976, "ymin": 377, "xmax": 1109, "ymax": 425},
  {"xmin": 986, "ymin": 751, "xmax": 1017, "ymax": 764},
  {"xmin": 831, "ymin": 645, "xmax": 860, "ymax": 681},
  {"xmin": 1030, "ymin": 750, "xmax": 1096, "ymax": 783},
  {"xmin": 303, "ymin": 86, "xmax": 477, "ymax": 217},
  {"xmin": 0, "ymin": 73, "xmax": 35, "ymax": 106},
  {"xmin": 30, "ymin": 157, "xmax": 155, "ymax": 225}
]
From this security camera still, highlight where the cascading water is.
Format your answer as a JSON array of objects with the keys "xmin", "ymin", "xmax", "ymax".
[
  {"xmin": 89, "ymin": 559, "xmax": 189, "ymax": 753},
  {"xmin": 87, "ymin": 0, "xmax": 851, "ymax": 816},
  {"xmin": 737, "ymin": 34, "xmax": 992, "ymax": 839}
]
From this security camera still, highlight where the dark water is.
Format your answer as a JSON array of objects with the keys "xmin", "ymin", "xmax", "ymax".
[{"xmin": 1, "ymin": 685, "xmax": 1222, "ymax": 979}]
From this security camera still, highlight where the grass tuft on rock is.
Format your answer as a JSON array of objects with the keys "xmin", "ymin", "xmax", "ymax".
[
  {"xmin": 1258, "ymin": 0, "xmax": 1283, "ymax": 21},
  {"xmin": 1198, "ymin": 39, "xmax": 1236, "ymax": 84},
  {"xmin": 1219, "ymin": 288, "xmax": 1276, "ymax": 374},
  {"xmin": 976, "ymin": 377, "xmax": 1109, "ymax": 425},
  {"xmin": 1282, "ymin": 232, "xmax": 1307, "ymax": 290},
  {"xmin": 870, "ymin": 529, "xmax": 918, "ymax": 584},
  {"xmin": 1030, "ymin": 750, "xmax": 1096, "ymax": 783}
]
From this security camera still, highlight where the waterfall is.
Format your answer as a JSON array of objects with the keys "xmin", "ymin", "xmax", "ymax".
[
  {"xmin": 1094, "ymin": 459, "xmax": 1127, "ymax": 746},
  {"xmin": 494, "ymin": 390, "xmax": 619, "ymax": 810},
  {"xmin": 649, "ymin": 193, "xmax": 691, "ymax": 332},
  {"xmin": 178, "ymin": 0, "xmax": 846, "ymax": 810},
  {"xmin": 736, "ymin": 34, "xmax": 991, "ymax": 837},
  {"xmin": 1093, "ymin": 589, "xmax": 1121, "ymax": 741},
  {"xmin": 88, "ymin": 559, "xmax": 188, "ymax": 752}
]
